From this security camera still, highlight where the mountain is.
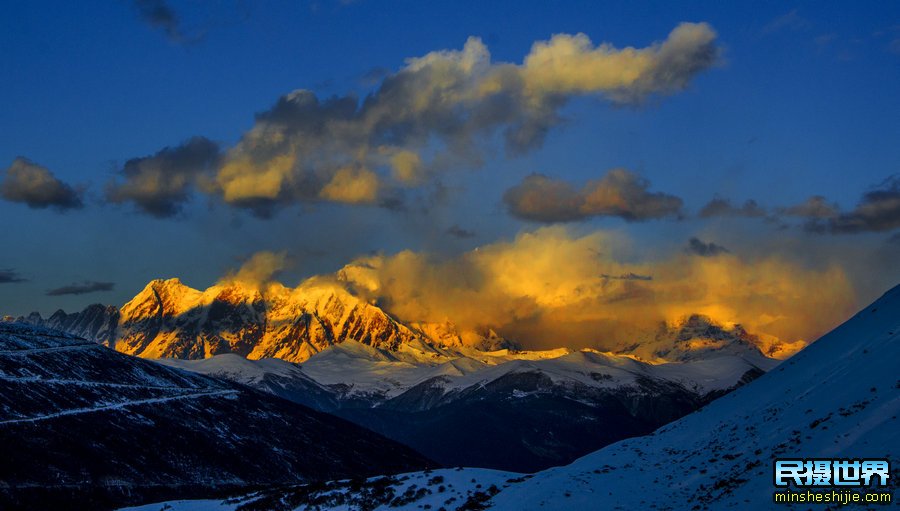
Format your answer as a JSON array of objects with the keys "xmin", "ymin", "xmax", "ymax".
[
  {"xmin": 160, "ymin": 339, "xmax": 771, "ymax": 472},
  {"xmin": 19, "ymin": 277, "xmax": 513, "ymax": 363},
  {"xmin": 125, "ymin": 283, "xmax": 900, "ymax": 511},
  {"xmin": 0, "ymin": 322, "xmax": 432, "ymax": 511},
  {"xmin": 17, "ymin": 275, "xmax": 784, "ymax": 472},
  {"xmin": 618, "ymin": 313, "xmax": 786, "ymax": 362},
  {"xmin": 20, "ymin": 275, "xmax": 790, "ymax": 366},
  {"xmin": 19, "ymin": 303, "xmax": 119, "ymax": 344}
]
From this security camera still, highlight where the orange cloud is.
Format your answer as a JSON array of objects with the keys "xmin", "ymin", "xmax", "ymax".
[{"xmin": 337, "ymin": 226, "xmax": 856, "ymax": 357}]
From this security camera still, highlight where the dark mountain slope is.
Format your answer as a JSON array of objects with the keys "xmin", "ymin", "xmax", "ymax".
[{"xmin": 0, "ymin": 322, "xmax": 432, "ymax": 511}]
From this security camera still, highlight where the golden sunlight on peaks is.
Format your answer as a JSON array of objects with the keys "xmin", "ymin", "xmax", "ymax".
[{"xmin": 656, "ymin": 255, "xmax": 855, "ymax": 357}]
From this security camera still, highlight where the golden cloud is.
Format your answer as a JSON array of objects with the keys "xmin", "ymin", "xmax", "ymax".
[
  {"xmin": 337, "ymin": 226, "xmax": 856, "ymax": 357},
  {"xmin": 221, "ymin": 251, "xmax": 289, "ymax": 287}
]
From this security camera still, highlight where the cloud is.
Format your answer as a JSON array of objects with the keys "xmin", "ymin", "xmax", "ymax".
[
  {"xmin": 116, "ymin": 23, "xmax": 716, "ymax": 217},
  {"xmin": 447, "ymin": 225, "xmax": 476, "ymax": 239},
  {"xmin": 337, "ymin": 226, "xmax": 855, "ymax": 357},
  {"xmin": 318, "ymin": 165, "xmax": 380, "ymax": 204},
  {"xmin": 46, "ymin": 281, "xmax": 114, "ymax": 296},
  {"xmin": 793, "ymin": 177, "xmax": 900, "ymax": 234},
  {"xmin": 698, "ymin": 197, "xmax": 766, "ymax": 218},
  {"xmin": 106, "ymin": 136, "xmax": 220, "ymax": 218},
  {"xmin": 600, "ymin": 272, "xmax": 652, "ymax": 281},
  {"xmin": 780, "ymin": 195, "xmax": 840, "ymax": 219},
  {"xmin": 221, "ymin": 251, "xmax": 289, "ymax": 287},
  {"xmin": 503, "ymin": 169, "xmax": 683, "ymax": 223},
  {"xmin": 685, "ymin": 237, "xmax": 730, "ymax": 257},
  {"xmin": 1, "ymin": 158, "xmax": 83, "ymax": 211},
  {"xmin": 132, "ymin": 0, "xmax": 192, "ymax": 43},
  {"xmin": 0, "ymin": 269, "xmax": 28, "ymax": 284}
]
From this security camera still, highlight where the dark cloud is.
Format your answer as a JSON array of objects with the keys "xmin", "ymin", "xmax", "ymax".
[
  {"xmin": 0, "ymin": 269, "xmax": 28, "ymax": 284},
  {"xmin": 119, "ymin": 24, "xmax": 716, "ymax": 217},
  {"xmin": 797, "ymin": 176, "xmax": 900, "ymax": 234},
  {"xmin": 0, "ymin": 157, "xmax": 83, "ymax": 211},
  {"xmin": 685, "ymin": 237, "xmax": 730, "ymax": 257},
  {"xmin": 46, "ymin": 281, "xmax": 115, "ymax": 296},
  {"xmin": 600, "ymin": 272, "xmax": 653, "ymax": 281},
  {"xmin": 780, "ymin": 195, "xmax": 840, "ymax": 219},
  {"xmin": 698, "ymin": 197, "xmax": 766, "ymax": 218},
  {"xmin": 132, "ymin": 0, "xmax": 193, "ymax": 43},
  {"xmin": 106, "ymin": 136, "xmax": 220, "ymax": 218},
  {"xmin": 503, "ymin": 169, "xmax": 683, "ymax": 223},
  {"xmin": 446, "ymin": 225, "xmax": 476, "ymax": 239}
]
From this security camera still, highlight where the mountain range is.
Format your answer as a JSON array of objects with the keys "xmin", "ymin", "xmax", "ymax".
[
  {"xmin": 18, "ymin": 276, "xmax": 784, "ymax": 365},
  {"xmin": 15, "ymin": 275, "xmax": 780, "ymax": 473},
  {"xmin": 121, "ymin": 282, "xmax": 900, "ymax": 511},
  {"xmin": 157, "ymin": 338, "xmax": 770, "ymax": 471}
]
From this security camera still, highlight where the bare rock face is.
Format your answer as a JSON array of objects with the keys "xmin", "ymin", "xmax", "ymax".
[{"xmin": 17, "ymin": 304, "xmax": 119, "ymax": 345}]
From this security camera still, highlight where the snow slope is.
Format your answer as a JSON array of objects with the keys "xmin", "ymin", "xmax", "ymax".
[
  {"xmin": 0, "ymin": 322, "xmax": 432, "ymax": 510},
  {"xmin": 485, "ymin": 283, "xmax": 899, "ymax": 510},
  {"xmin": 126, "ymin": 284, "xmax": 900, "ymax": 511},
  {"xmin": 152, "ymin": 333, "xmax": 771, "ymax": 472}
]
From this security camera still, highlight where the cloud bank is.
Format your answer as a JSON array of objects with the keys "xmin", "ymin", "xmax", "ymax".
[
  {"xmin": 790, "ymin": 177, "xmax": 900, "ymax": 234},
  {"xmin": 0, "ymin": 270, "xmax": 28, "ymax": 284},
  {"xmin": 106, "ymin": 136, "xmax": 220, "ymax": 218},
  {"xmin": 109, "ymin": 23, "xmax": 719, "ymax": 216},
  {"xmin": 503, "ymin": 169, "xmax": 683, "ymax": 222},
  {"xmin": 337, "ymin": 226, "xmax": 855, "ymax": 357},
  {"xmin": 699, "ymin": 197, "xmax": 766, "ymax": 218},
  {"xmin": 1, "ymin": 158, "xmax": 83, "ymax": 211}
]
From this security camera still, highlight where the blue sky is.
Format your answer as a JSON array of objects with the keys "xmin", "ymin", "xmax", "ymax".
[{"xmin": 1, "ymin": 0, "xmax": 899, "ymax": 324}]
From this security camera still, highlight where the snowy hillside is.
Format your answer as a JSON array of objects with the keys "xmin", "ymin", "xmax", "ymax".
[
  {"xmin": 160, "ymin": 338, "xmax": 770, "ymax": 471},
  {"xmin": 128, "ymin": 283, "xmax": 900, "ymax": 510},
  {"xmin": 486, "ymin": 283, "xmax": 900, "ymax": 509},
  {"xmin": 0, "ymin": 322, "xmax": 432, "ymax": 510}
]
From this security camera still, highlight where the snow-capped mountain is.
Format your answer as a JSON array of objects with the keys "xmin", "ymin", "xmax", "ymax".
[
  {"xmin": 19, "ymin": 303, "xmax": 119, "ymax": 344},
  {"xmin": 15, "ymin": 274, "xmax": 789, "ymax": 472},
  {"xmin": 161, "ymin": 338, "xmax": 771, "ymax": 472},
  {"xmin": 19, "ymin": 275, "xmax": 787, "ymax": 367},
  {"xmin": 124, "ymin": 282, "xmax": 900, "ymax": 511},
  {"xmin": 618, "ymin": 313, "xmax": 783, "ymax": 363},
  {"xmin": 19, "ymin": 277, "xmax": 513, "ymax": 363},
  {"xmin": 0, "ymin": 322, "xmax": 432, "ymax": 511}
]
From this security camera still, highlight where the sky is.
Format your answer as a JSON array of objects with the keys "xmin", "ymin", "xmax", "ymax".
[{"xmin": 1, "ymin": 1, "xmax": 899, "ymax": 350}]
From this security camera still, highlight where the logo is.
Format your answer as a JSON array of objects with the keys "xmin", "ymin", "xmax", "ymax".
[
  {"xmin": 775, "ymin": 459, "xmax": 890, "ymax": 487},
  {"xmin": 773, "ymin": 459, "xmax": 893, "ymax": 506}
]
